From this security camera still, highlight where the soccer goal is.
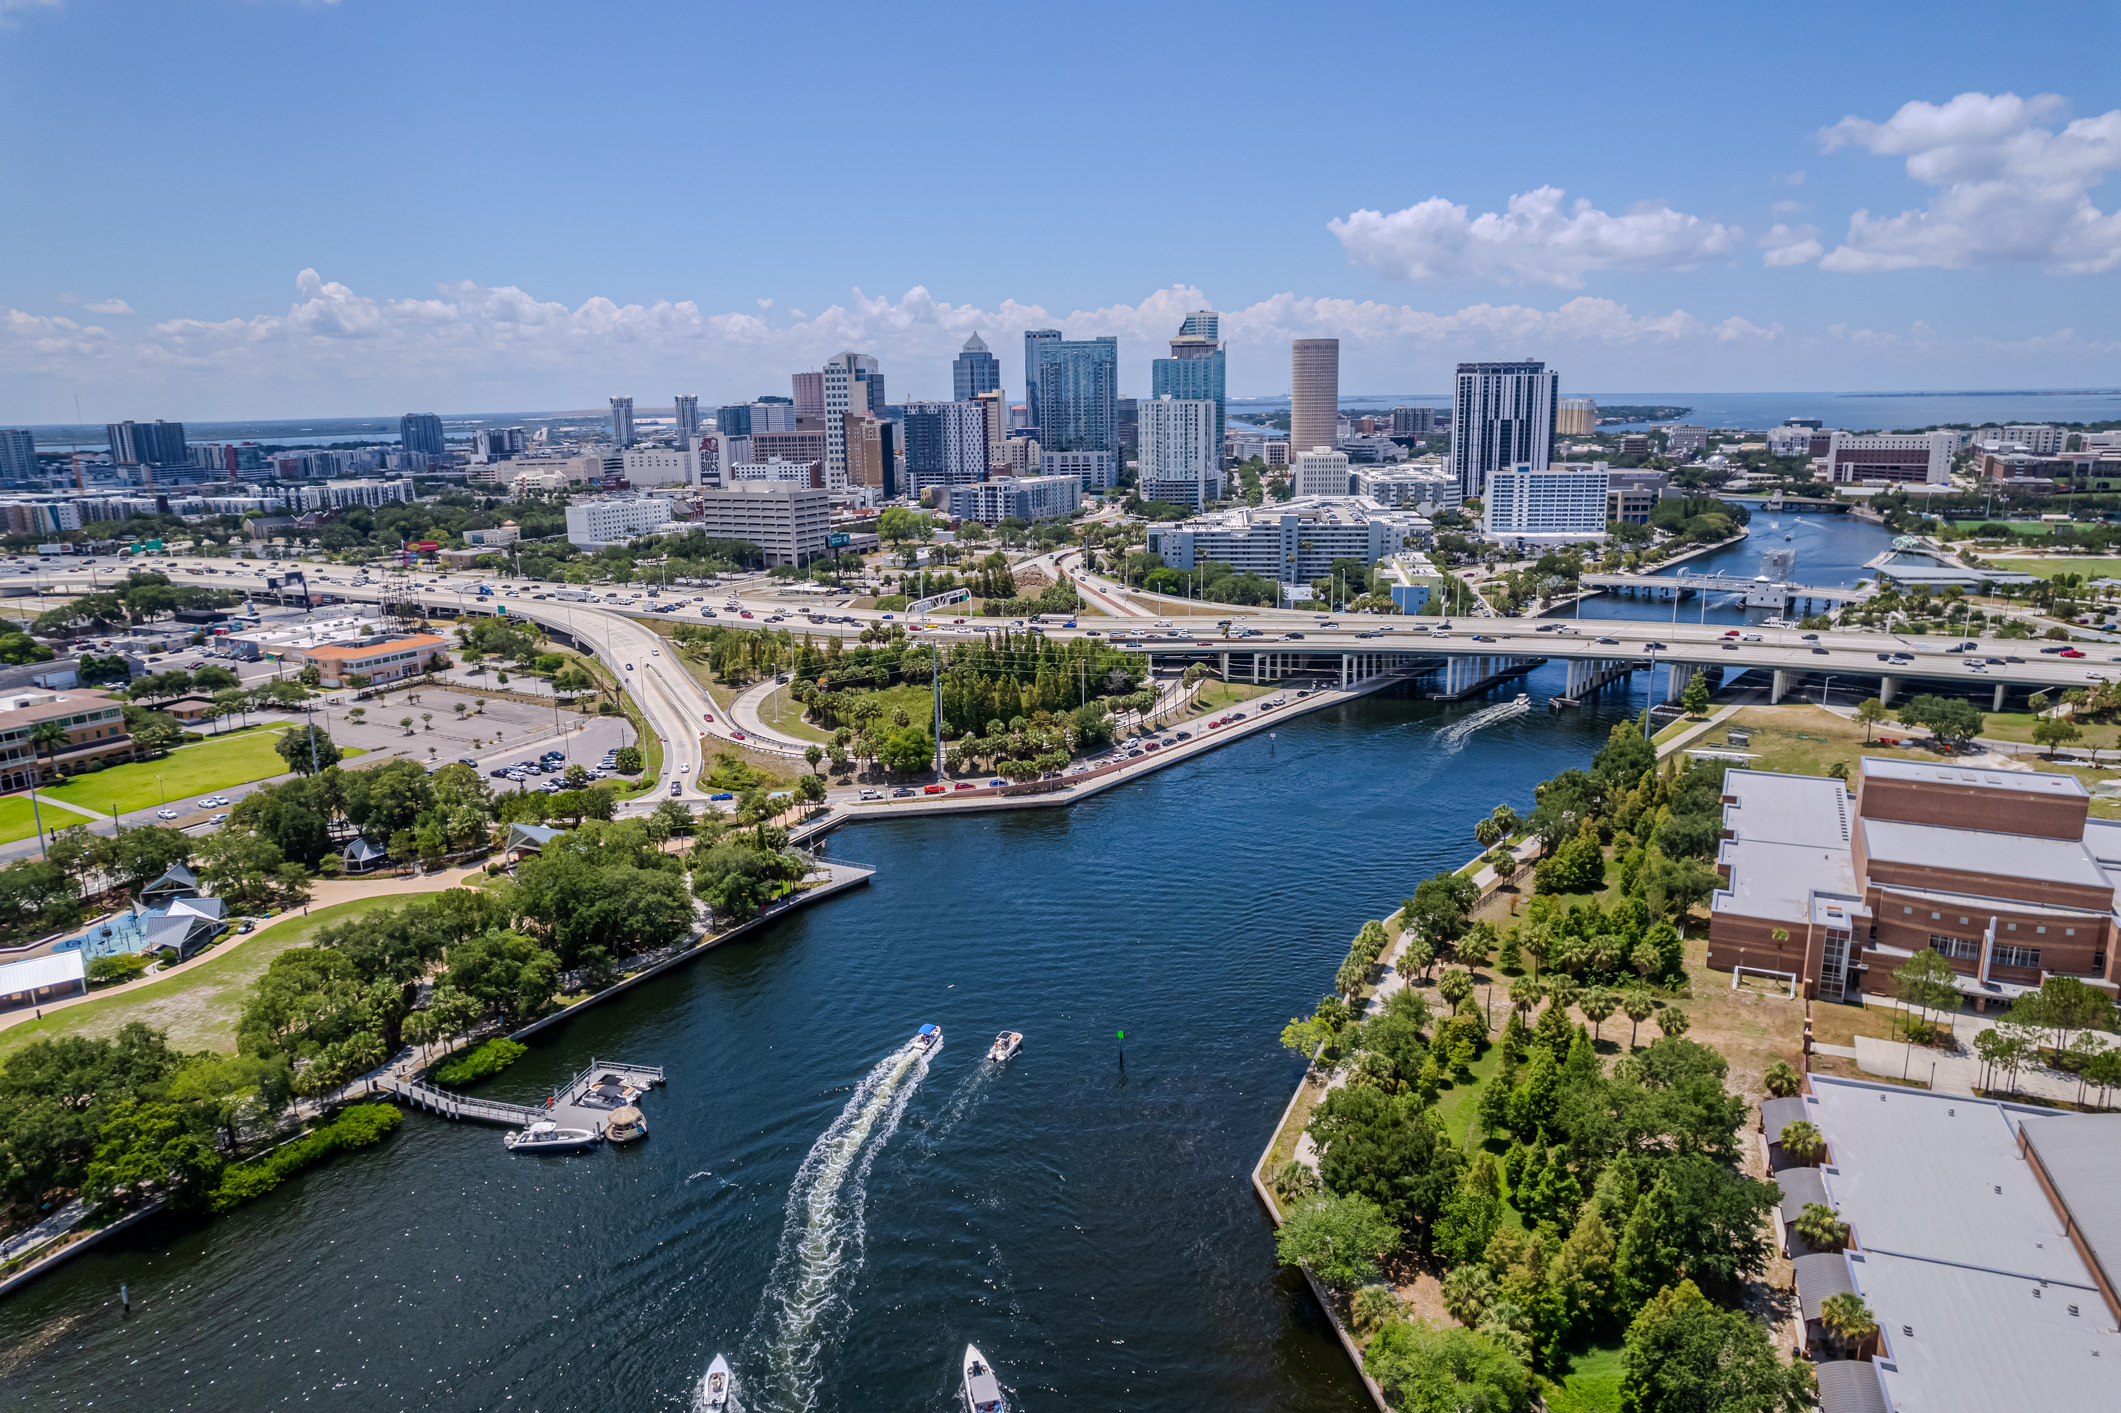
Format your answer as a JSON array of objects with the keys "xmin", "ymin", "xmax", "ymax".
[{"xmin": 1733, "ymin": 965, "xmax": 1799, "ymax": 999}]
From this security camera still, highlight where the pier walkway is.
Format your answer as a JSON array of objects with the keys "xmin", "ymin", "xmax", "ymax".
[{"xmin": 380, "ymin": 1057, "xmax": 666, "ymax": 1135}]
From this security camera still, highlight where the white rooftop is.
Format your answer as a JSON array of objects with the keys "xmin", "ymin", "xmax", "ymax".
[
  {"xmin": 1861, "ymin": 755, "xmax": 2087, "ymax": 796},
  {"xmin": 0, "ymin": 950, "xmax": 85, "ymax": 995},
  {"xmin": 1860, "ymin": 818, "xmax": 2109, "ymax": 889}
]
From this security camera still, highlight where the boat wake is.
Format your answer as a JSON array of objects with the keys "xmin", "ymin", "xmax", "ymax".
[
  {"xmin": 726, "ymin": 1039, "xmax": 932, "ymax": 1413},
  {"xmin": 921, "ymin": 1062, "xmax": 998, "ymax": 1150},
  {"xmin": 1435, "ymin": 695, "xmax": 1530, "ymax": 751}
]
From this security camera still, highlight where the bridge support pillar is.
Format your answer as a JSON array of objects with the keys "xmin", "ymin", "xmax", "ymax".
[
  {"xmin": 1771, "ymin": 669, "xmax": 1795, "ymax": 704},
  {"xmin": 1666, "ymin": 663, "xmax": 1690, "ymax": 704},
  {"xmin": 1879, "ymin": 675, "xmax": 1899, "ymax": 706},
  {"xmin": 1220, "ymin": 652, "xmax": 1229, "ymax": 680},
  {"xmin": 1993, "ymin": 682, "xmax": 2007, "ymax": 712}
]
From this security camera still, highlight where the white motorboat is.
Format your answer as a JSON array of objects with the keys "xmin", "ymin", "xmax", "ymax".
[
  {"xmin": 987, "ymin": 1031, "xmax": 1023, "ymax": 1063},
  {"xmin": 502, "ymin": 1120, "xmax": 602, "ymax": 1153},
  {"xmin": 962, "ymin": 1343, "xmax": 1003, "ymax": 1413},
  {"xmin": 914, "ymin": 1023, "xmax": 944, "ymax": 1055},
  {"xmin": 701, "ymin": 1353, "xmax": 732, "ymax": 1408}
]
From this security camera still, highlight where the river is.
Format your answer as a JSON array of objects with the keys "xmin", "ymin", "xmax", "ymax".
[{"xmin": 0, "ymin": 514, "xmax": 1895, "ymax": 1413}]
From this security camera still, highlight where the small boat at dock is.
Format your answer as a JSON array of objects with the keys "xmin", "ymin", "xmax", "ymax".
[
  {"xmin": 701, "ymin": 1353, "xmax": 732, "ymax": 1408},
  {"xmin": 607, "ymin": 1105, "xmax": 648, "ymax": 1143},
  {"xmin": 962, "ymin": 1343, "xmax": 1003, "ymax": 1413},
  {"xmin": 503, "ymin": 1120, "xmax": 602, "ymax": 1153},
  {"xmin": 987, "ymin": 1031, "xmax": 1023, "ymax": 1062},
  {"xmin": 914, "ymin": 1023, "xmax": 944, "ymax": 1055}
]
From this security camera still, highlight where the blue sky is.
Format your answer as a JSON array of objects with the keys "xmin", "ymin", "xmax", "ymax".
[{"xmin": 2, "ymin": 0, "xmax": 2118, "ymax": 419}]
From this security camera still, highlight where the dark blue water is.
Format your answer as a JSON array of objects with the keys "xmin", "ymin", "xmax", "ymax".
[{"xmin": 0, "ymin": 682, "xmax": 1646, "ymax": 1413}]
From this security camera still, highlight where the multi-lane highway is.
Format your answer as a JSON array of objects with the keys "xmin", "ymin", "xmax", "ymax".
[{"xmin": 16, "ymin": 554, "xmax": 2116, "ymax": 805}]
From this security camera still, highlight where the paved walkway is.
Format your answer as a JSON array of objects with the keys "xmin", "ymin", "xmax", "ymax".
[{"xmin": 0, "ymin": 1198, "xmax": 87, "ymax": 1264}]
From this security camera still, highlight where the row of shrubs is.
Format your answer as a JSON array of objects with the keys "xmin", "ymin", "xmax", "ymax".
[
  {"xmin": 433, "ymin": 1038, "xmax": 528, "ymax": 1087},
  {"xmin": 210, "ymin": 1104, "xmax": 402, "ymax": 1212}
]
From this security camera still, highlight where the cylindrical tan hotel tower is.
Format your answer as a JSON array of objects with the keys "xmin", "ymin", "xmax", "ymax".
[{"xmin": 1289, "ymin": 338, "xmax": 1340, "ymax": 458}]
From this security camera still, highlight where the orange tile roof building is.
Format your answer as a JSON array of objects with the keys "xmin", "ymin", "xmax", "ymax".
[{"xmin": 292, "ymin": 633, "xmax": 452, "ymax": 689}]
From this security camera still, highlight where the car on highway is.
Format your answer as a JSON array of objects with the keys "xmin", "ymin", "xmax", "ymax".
[
  {"xmin": 954, "ymin": 781, "xmax": 976, "ymax": 790},
  {"xmin": 1595, "ymin": 636, "xmax": 1619, "ymax": 645},
  {"xmin": 1470, "ymin": 633, "xmax": 1497, "ymax": 642},
  {"xmin": 1285, "ymin": 631, "xmax": 1305, "ymax": 640},
  {"xmin": 651, "ymin": 648, "xmax": 660, "ymax": 655},
  {"xmin": 923, "ymin": 783, "xmax": 946, "ymax": 794},
  {"xmin": 730, "ymin": 730, "xmax": 746, "ymax": 740},
  {"xmin": 708, "ymin": 791, "xmax": 735, "ymax": 801},
  {"xmin": 209, "ymin": 813, "xmax": 229, "ymax": 824},
  {"xmin": 2061, "ymin": 648, "xmax": 2087, "ymax": 658},
  {"xmin": 702, "ymin": 712, "xmax": 716, "ymax": 722},
  {"xmin": 893, "ymin": 787, "xmax": 915, "ymax": 797},
  {"xmin": 1877, "ymin": 652, "xmax": 1893, "ymax": 660},
  {"xmin": 987, "ymin": 778, "xmax": 1006, "ymax": 787},
  {"xmin": 1644, "ymin": 641, "xmax": 1668, "ymax": 651},
  {"xmin": 859, "ymin": 789, "xmax": 883, "ymax": 800},
  {"xmin": 1722, "ymin": 642, "xmax": 1740, "ymax": 651},
  {"xmin": 156, "ymin": 809, "xmax": 179, "ymax": 820},
  {"xmin": 1812, "ymin": 646, "xmax": 1830, "ymax": 655},
  {"xmin": 740, "ymin": 611, "xmax": 754, "ymax": 618}
]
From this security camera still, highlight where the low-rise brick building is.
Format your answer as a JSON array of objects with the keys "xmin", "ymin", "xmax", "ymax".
[
  {"xmin": 291, "ymin": 632, "xmax": 451, "ymax": 689},
  {"xmin": 1709, "ymin": 757, "xmax": 2117, "ymax": 1006}
]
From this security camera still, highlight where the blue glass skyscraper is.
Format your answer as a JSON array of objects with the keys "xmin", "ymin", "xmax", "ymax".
[
  {"xmin": 1023, "ymin": 328, "xmax": 1061, "ymax": 435},
  {"xmin": 1151, "ymin": 310, "xmax": 1224, "ymax": 463},
  {"xmin": 953, "ymin": 333, "xmax": 1001, "ymax": 402},
  {"xmin": 1033, "ymin": 337, "xmax": 1119, "ymax": 454}
]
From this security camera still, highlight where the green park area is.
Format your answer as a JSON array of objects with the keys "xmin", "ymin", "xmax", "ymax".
[
  {"xmin": 0, "ymin": 895, "xmax": 404, "ymax": 1062},
  {"xmin": 0, "ymin": 795, "xmax": 99, "ymax": 846},
  {"xmin": 38, "ymin": 729, "xmax": 365, "ymax": 817},
  {"xmin": 1979, "ymin": 554, "xmax": 2121, "ymax": 579}
]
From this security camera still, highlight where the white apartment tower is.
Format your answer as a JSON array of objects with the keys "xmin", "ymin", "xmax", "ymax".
[
  {"xmin": 609, "ymin": 396, "xmax": 636, "ymax": 448},
  {"xmin": 673, "ymin": 395, "xmax": 701, "ymax": 441},
  {"xmin": 1136, "ymin": 396, "xmax": 1221, "ymax": 508},
  {"xmin": 1452, "ymin": 361, "xmax": 1556, "ymax": 500},
  {"xmin": 822, "ymin": 351, "xmax": 883, "ymax": 490}
]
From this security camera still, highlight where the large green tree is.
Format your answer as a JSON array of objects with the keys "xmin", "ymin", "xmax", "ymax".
[{"xmin": 1619, "ymin": 1279, "xmax": 1810, "ymax": 1413}]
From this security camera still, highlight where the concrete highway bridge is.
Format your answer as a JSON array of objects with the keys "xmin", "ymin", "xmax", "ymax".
[
  {"xmin": 28, "ymin": 561, "xmax": 2121, "ymax": 791},
  {"xmin": 1579, "ymin": 570, "xmax": 1869, "ymax": 616}
]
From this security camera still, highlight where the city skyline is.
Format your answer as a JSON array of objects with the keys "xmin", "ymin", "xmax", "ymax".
[{"xmin": 1, "ymin": 2, "xmax": 2116, "ymax": 417}]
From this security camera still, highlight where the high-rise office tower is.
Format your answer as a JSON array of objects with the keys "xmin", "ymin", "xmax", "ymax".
[
  {"xmin": 674, "ymin": 395, "xmax": 701, "ymax": 440},
  {"xmin": 1023, "ymin": 328, "xmax": 1062, "ymax": 434},
  {"xmin": 1289, "ymin": 340, "xmax": 1339, "ymax": 458},
  {"xmin": 954, "ymin": 333, "xmax": 1002, "ymax": 402},
  {"xmin": 0, "ymin": 428, "xmax": 35, "ymax": 484},
  {"xmin": 716, "ymin": 403, "xmax": 753, "ymax": 438},
  {"xmin": 1032, "ymin": 337, "xmax": 1119, "ymax": 454},
  {"xmin": 791, "ymin": 371, "xmax": 825, "ymax": 417},
  {"xmin": 609, "ymin": 396, "xmax": 636, "ymax": 448},
  {"xmin": 1452, "ymin": 360, "xmax": 1556, "ymax": 499},
  {"xmin": 822, "ymin": 352, "xmax": 886, "ymax": 488},
  {"xmin": 1152, "ymin": 310, "xmax": 1225, "ymax": 463},
  {"xmin": 1136, "ymin": 395, "xmax": 1220, "ymax": 507},
  {"xmin": 1555, "ymin": 396, "xmax": 1598, "ymax": 437},
  {"xmin": 399, "ymin": 413, "xmax": 445, "ymax": 456},
  {"xmin": 976, "ymin": 390, "xmax": 1008, "ymax": 467},
  {"xmin": 106, "ymin": 419, "xmax": 187, "ymax": 466}
]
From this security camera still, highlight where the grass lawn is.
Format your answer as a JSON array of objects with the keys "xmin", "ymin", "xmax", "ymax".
[
  {"xmin": 1709, "ymin": 704, "xmax": 1939, "ymax": 779},
  {"xmin": 0, "ymin": 795, "xmax": 101, "ymax": 844},
  {"xmin": 0, "ymin": 895, "xmax": 408, "ymax": 1060},
  {"xmin": 1184, "ymin": 681, "xmax": 1277, "ymax": 714},
  {"xmin": 1544, "ymin": 1341, "xmax": 1626, "ymax": 1413},
  {"xmin": 1979, "ymin": 553, "xmax": 2121, "ymax": 574},
  {"xmin": 41, "ymin": 730, "xmax": 366, "ymax": 817},
  {"xmin": 1978, "ymin": 708, "xmax": 2121, "ymax": 751},
  {"xmin": 1432, "ymin": 1001, "xmax": 1511, "ymax": 1155}
]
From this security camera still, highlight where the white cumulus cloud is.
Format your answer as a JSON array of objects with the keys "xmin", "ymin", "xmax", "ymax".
[
  {"xmin": 1815, "ymin": 91, "xmax": 2121, "ymax": 274},
  {"xmin": 1328, "ymin": 186, "xmax": 1739, "ymax": 288},
  {"xmin": 1760, "ymin": 224, "xmax": 1825, "ymax": 268},
  {"xmin": 82, "ymin": 298, "xmax": 133, "ymax": 315}
]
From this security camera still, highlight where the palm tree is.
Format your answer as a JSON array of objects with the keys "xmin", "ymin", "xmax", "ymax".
[
  {"xmin": 1507, "ymin": 976, "xmax": 1544, "ymax": 1022},
  {"xmin": 1474, "ymin": 816, "xmax": 1503, "ymax": 848},
  {"xmin": 1580, "ymin": 987, "xmax": 1618, "ymax": 1042},
  {"xmin": 1780, "ymin": 1118, "xmax": 1827, "ymax": 1165},
  {"xmin": 1764, "ymin": 1060, "xmax": 1802, "ymax": 1098},
  {"xmin": 29, "ymin": 719, "xmax": 69, "ymax": 783},
  {"xmin": 1655, "ymin": 1005, "xmax": 1691, "ymax": 1040},
  {"xmin": 1621, "ymin": 990, "xmax": 1657, "ymax": 1049},
  {"xmin": 1818, "ymin": 1292, "xmax": 1877, "ymax": 1358},
  {"xmin": 1545, "ymin": 975, "xmax": 1581, "ymax": 1017},
  {"xmin": 1793, "ymin": 1202, "xmax": 1849, "ymax": 1251},
  {"xmin": 1522, "ymin": 927, "xmax": 1551, "ymax": 979}
]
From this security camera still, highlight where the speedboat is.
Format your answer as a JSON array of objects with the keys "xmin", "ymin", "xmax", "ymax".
[
  {"xmin": 987, "ymin": 1031, "xmax": 1023, "ymax": 1062},
  {"xmin": 914, "ymin": 1023, "xmax": 944, "ymax": 1055},
  {"xmin": 962, "ymin": 1343, "xmax": 1003, "ymax": 1413},
  {"xmin": 702, "ymin": 1353, "xmax": 732, "ymax": 1407},
  {"xmin": 502, "ymin": 1121, "xmax": 601, "ymax": 1153}
]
